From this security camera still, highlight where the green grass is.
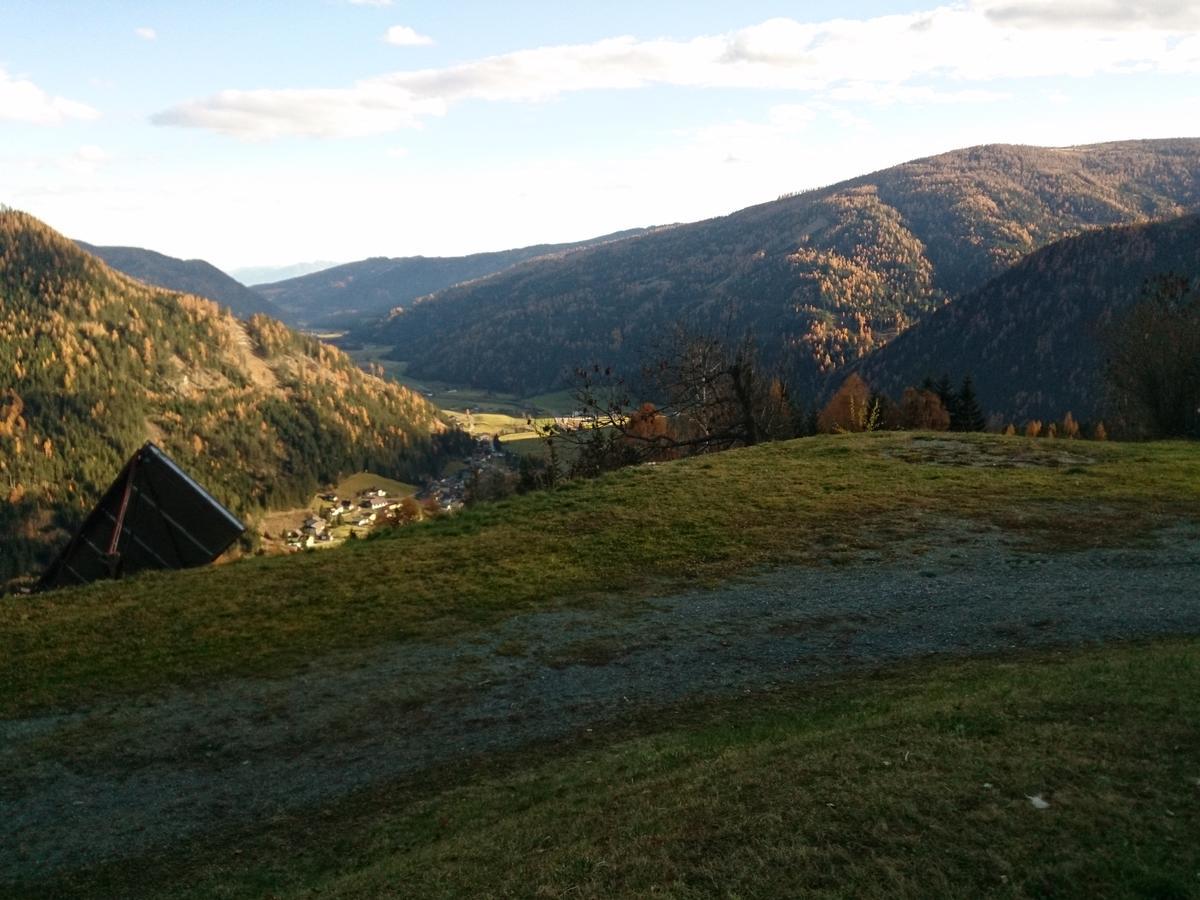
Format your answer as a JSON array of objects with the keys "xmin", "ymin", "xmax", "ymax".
[
  {"xmin": 332, "ymin": 471, "xmax": 418, "ymax": 499},
  {"xmin": 343, "ymin": 346, "xmax": 577, "ymax": 416},
  {"xmin": 2, "ymin": 432, "xmax": 1198, "ymax": 716},
  {"xmin": 34, "ymin": 638, "xmax": 1200, "ymax": 899}
]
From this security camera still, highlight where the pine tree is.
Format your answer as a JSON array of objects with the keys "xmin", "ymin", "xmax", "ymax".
[{"xmin": 956, "ymin": 375, "xmax": 986, "ymax": 432}]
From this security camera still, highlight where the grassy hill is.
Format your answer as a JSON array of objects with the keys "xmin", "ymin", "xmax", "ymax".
[
  {"xmin": 370, "ymin": 138, "xmax": 1200, "ymax": 396},
  {"xmin": 76, "ymin": 241, "xmax": 284, "ymax": 320},
  {"xmin": 0, "ymin": 210, "xmax": 466, "ymax": 583},
  {"xmin": 253, "ymin": 226, "xmax": 654, "ymax": 330},
  {"xmin": 853, "ymin": 213, "xmax": 1200, "ymax": 421},
  {"xmin": 5, "ymin": 431, "xmax": 1197, "ymax": 711},
  {"xmin": 2, "ymin": 432, "xmax": 1198, "ymax": 897}
]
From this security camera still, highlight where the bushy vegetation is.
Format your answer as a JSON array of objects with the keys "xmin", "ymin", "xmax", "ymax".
[{"xmin": 0, "ymin": 210, "xmax": 469, "ymax": 583}]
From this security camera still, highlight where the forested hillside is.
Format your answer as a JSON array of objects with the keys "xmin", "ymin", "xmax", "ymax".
[
  {"xmin": 852, "ymin": 214, "xmax": 1200, "ymax": 422},
  {"xmin": 0, "ymin": 211, "xmax": 462, "ymax": 583},
  {"xmin": 370, "ymin": 139, "xmax": 1200, "ymax": 395},
  {"xmin": 254, "ymin": 227, "xmax": 653, "ymax": 330},
  {"xmin": 76, "ymin": 242, "xmax": 283, "ymax": 320}
]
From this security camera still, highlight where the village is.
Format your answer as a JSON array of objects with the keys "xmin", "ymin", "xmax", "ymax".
[{"xmin": 273, "ymin": 433, "xmax": 510, "ymax": 553}]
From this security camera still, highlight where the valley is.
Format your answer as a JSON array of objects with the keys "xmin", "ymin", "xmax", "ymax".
[{"xmin": 4, "ymin": 122, "xmax": 1199, "ymax": 898}]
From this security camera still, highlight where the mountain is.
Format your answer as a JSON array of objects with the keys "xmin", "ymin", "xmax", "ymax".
[
  {"xmin": 367, "ymin": 139, "xmax": 1200, "ymax": 396},
  {"xmin": 851, "ymin": 213, "xmax": 1200, "ymax": 423},
  {"xmin": 75, "ymin": 242, "xmax": 284, "ymax": 320},
  {"xmin": 232, "ymin": 261, "xmax": 341, "ymax": 287},
  {"xmin": 1, "ymin": 211, "xmax": 464, "ymax": 583},
  {"xmin": 253, "ymin": 227, "xmax": 655, "ymax": 330}
]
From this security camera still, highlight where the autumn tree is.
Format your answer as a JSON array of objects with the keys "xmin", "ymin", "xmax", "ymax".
[
  {"xmin": 894, "ymin": 387, "xmax": 950, "ymax": 431},
  {"xmin": 817, "ymin": 373, "xmax": 878, "ymax": 433}
]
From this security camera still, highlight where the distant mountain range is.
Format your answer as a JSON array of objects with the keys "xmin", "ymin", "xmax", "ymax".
[
  {"xmin": 75, "ymin": 241, "xmax": 284, "ymax": 320},
  {"xmin": 252, "ymin": 227, "xmax": 656, "ymax": 330},
  {"xmin": 852, "ymin": 213, "xmax": 1200, "ymax": 422},
  {"xmin": 2, "ymin": 212, "xmax": 461, "ymax": 583},
  {"xmin": 232, "ymin": 261, "xmax": 341, "ymax": 287},
  {"xmin": 360, "ymin": 139, "xmax": 1200, "ymax": 396}
]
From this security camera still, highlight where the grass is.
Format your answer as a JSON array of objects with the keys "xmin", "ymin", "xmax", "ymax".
[
  {"xmin": 2, "ymin": 432, "xmax": 1198, "ymax": 716},
  {"xmin": 30, "ymin": 638, "xmax": 1200, "ymax": 899},
  {"xmin": 332, "ymin": 471, "xmax": 418, "ymax": 499},
  {"xmin": 343, "ymin": 346, "xmax": 577, "ymax": 416}
]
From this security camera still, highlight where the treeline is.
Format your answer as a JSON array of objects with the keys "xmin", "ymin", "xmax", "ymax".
[{"xmin": 0, "ymin": 210, "xmax": 466, "ymax": 584}]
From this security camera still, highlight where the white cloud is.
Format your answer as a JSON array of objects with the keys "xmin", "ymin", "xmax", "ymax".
[
  {"xmin": 0, "ymin": 67, "xmax": 99, "ymax": 125},
  {"xmin": 971, "ymin": 0, "xmax": 1200, "ymax": 30},
  {"xmin": 135, "ymin": 26, "xmax": 157, "ymax": 41},
  {"xmin": 384, "ymin": 25, "xmax": 433, "ymax": 47},
  {"xmin": 153, "ymin": 8, "xmax": 1200, "ymax": 140}
]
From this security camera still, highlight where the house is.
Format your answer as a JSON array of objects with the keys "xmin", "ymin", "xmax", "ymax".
[
  {"xmin": 360, "ymin": 497, "xmax": 389, "ymax": 510},
  {"xmin": 302, "ymin": 516, "xmax": 327, "ymax": 534}
]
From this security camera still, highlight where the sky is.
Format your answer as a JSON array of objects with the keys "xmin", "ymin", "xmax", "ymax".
[{"xmin": 2, "ymin": 1, "xmax": 1199, "ymax": 273}]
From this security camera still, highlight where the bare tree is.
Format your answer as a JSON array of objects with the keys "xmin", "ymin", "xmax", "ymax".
[{"xmin": 557, "ymin": 326, "xmax": 803, "ymax": 474}]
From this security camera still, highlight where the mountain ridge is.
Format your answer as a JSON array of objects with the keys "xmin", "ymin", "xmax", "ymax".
[
  {"xmin": 367, "ymin": 138, "xmax": 1200, "ymax": 396},
  {"xmin": 253, "ymin": 226, "xmax": 659, "ymax": 330},
  {"xmin": 75, "ymin": 241, "xmax": 284, "ymax": 320}
]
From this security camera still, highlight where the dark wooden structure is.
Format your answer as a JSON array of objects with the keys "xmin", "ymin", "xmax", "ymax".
[{"xmin": 39, "ymin": 442, "xmax": 245, "ymax": 591}]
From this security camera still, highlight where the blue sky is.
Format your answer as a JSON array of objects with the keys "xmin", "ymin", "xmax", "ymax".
[{"xmin": 3, "ymin": 1, "xmax": 1198, "ymax": 271}]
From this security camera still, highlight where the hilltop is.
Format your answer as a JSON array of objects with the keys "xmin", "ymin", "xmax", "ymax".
[
  {"xmin": 853, "ymin": 213, "xmax": 1200, "ymax": 421},
  {"xmin": 0, "ymin": 210, "xmax": 463, "ymax": 583},
  {"xmin": 367, "ymin": 139, "xmax": 1200, "ymax": 395},
  {"xmin": 253, "ymin": 226, "xmax": 655, "ymax": 330},
  {"xmin": 75, "ymin": 241, "xmax": 283, "ymax": 320},
  {"xmin": 2, "ymin": 432, "xmax": 1198, "ymax": 896}
]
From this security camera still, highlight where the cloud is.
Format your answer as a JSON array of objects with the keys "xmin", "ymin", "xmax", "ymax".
[
  {"xmin": 0, "ymin": 67, "xmax": 99, "ymax": 125},
  {"xmin": 972, "ymin": 0, "xmax": 1200, "ymax": 30},
  {"xmin": 349, "ymin": 0, "xmax": 393, "ymax": 5},
  {"xmin": 384, "ymin": 25, "xmax": 434, "ymax": 47},
  {"xmin": 135, "ymin": 26, "xmax": 157, "ymax": 41},
  {"xmin": 153, "ymin": 8, "xmax": 1200, "ymax": 140}
]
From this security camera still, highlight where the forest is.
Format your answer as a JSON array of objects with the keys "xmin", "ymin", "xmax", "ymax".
[
  {"xmin": 0, "ymin": 210, "xmax": 470, "ymax": 584},
  {"xmin": 366, "ymin": 139, "xmax": 1200, "ymax": 401}
]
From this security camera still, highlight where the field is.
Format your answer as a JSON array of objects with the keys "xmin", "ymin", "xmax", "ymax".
[
  {"xmin": 3, "ymin": 432, "xmax": 1199, "ymax": 897},
  {"xmin": 27, "ymin": 640, "xmax": 1199, "ymax": 899},
  {"xmin": 343, "ymin": 344, "xmax": 576, "ymax": 415}
]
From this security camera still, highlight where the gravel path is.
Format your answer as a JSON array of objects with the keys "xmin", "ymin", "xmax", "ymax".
[{"xmin": 3, "ymin": 520, "xmax": 1199, "ymax": 884}]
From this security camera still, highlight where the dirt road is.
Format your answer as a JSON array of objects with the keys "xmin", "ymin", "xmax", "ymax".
[{"xmin": 3, "ymin": 519, "xmax": 1198, "ymax": 885}]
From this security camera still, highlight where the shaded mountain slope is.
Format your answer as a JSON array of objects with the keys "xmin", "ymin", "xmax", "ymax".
[
  {"xmin": 76, "ymin": 241, "xmax": 284, "ymax": 320},
  {"xmin": 254, "ymin": 227, "xmax": 654, "ymax": 330},
  {"xmin": 371, "ymin": 139, "xmax": 1200, "ymax": 395},
  {"xmin": 1, "ymin": 211, "xmax": 461, "ymax": 582},
  {"xmin": 853, "ymin": 213, "xmax": 1200, "ymax": 421}
]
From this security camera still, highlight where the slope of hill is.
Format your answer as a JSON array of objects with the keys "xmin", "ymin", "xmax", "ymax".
[
  {"xmin": 3, "ymin": 432, "xmax": 1199, "ymax": 896},
  {"xmin": 75, "ymin": 241, "xmax": 284, "ymax": 320},
  {"xmin": 853, "ymin": 214, "xmax": 1200, "ymax": 421},
  {"xmin": 1, "ymin": 211, "xmax": 462, "ymax": 582},
  {"xmin": 254, "ymin": 227, "xmax": 655, "ymax": 330},
  {"xmin": 370, "ymin": 138, "xmax": 1200, "ymax": 395}
]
